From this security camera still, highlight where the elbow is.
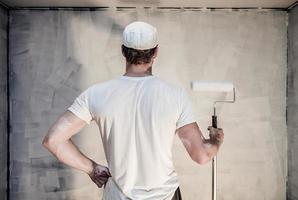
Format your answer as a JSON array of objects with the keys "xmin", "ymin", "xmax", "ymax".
[
  {"xmin": 42, "ymin": 136, "xmax": 50, "ymax": 149},
  {"xmin": 197, "ymin": 156, "xmax": 211, "ymax": 165},
  {"xmin": 191, "ymin": 151, "xmax": 211, "ymax": 165},
  {"xmin": 42, "ymin": 135, "xmax": 55, "ymax": 150}
]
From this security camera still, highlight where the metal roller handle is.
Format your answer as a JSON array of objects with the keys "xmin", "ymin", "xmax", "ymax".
[{"xmin": 212, "ymin": 114, "xmax": 217, "ymax": 200}]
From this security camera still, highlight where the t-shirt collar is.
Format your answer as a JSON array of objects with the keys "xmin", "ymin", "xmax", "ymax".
[{"xmin": 118, "ymin": 75, "xmax": 156, "ymax": 81}]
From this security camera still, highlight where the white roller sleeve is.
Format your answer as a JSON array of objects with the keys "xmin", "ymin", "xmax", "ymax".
[{"xmin": 190, "ymin": 80, "xmax": 234, "ymax": 92}]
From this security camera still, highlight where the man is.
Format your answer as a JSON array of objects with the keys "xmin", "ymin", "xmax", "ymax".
[{"xmin": 42, "ymin": 21, "xmax": 224, "ymax": 200}]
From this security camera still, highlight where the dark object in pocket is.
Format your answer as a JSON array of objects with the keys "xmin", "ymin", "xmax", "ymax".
[{"xmin": 171, "ymin": 187, "xmax": 182, "ymax": 200}]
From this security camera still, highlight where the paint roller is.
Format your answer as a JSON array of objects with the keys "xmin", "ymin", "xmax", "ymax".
[{"xmin": 190, "ymin": 80, "xmax": 236, "ymax": 200}]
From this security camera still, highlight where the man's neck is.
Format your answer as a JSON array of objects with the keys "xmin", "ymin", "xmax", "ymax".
[{"xmin": 124, "ymin": 62, "xmax": 153, "ymax": 77}]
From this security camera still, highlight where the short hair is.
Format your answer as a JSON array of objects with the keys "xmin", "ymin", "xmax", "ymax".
[{"xmin": 121, "ymin": 44, "xmax": 157, "ymax": 65}]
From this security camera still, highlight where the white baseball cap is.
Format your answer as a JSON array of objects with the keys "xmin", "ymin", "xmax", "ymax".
[{"xmin": 122, "ymin": 21, "xmax": 158, "ymax": 50}]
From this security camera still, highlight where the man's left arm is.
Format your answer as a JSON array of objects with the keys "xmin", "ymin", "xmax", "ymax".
[{"xmin": 42, "ymin": 110, "xmax": 111, "ymax": 188}]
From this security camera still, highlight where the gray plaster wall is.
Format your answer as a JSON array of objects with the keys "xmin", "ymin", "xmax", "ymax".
[
  {"xmin": 287, "ymin": 5, "xmax": 298, "ymax": 200},
  {"xmin": 0, "ymin": 5, "xmax": 8, "ymax": 200},
  {"xmin": 9, "ymin": 9, "xmax": 287, "ymax": 200}
]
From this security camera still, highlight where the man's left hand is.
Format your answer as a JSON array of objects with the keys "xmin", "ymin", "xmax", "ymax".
[{"xmin": 88, "ymin": 161, "xmax": 112, "ymax": 188}]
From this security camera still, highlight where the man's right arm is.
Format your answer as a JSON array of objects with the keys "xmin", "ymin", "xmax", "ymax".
[{"xmin": 176, "ymin": 122, "xmax": 224, "ymax": 165}]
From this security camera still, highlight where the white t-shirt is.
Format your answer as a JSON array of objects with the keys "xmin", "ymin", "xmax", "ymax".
[{"xmin": 67, "ymin": 75, "xmax": 196, "ymax": 200}]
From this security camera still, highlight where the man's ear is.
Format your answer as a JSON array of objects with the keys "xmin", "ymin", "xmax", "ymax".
[
  {"xmin": 121, "ymin": 45, "xmax": 125, "ymax": 56},
  {"xmin": 152, "ymin": 45, "xmax": 158, "ymax": 59}
]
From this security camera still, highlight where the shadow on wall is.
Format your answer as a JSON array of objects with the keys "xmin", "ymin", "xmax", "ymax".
[
  {"xmin": 9, "ymin": 9, "xmax": 129, "ymax": 199},
  {"xmin": 0, "ymin": 5, "xmax": 8, "ymax": 200},
  {"xmin": 287, "ymin": 5, "xmax": 298, "ymax": 200}
]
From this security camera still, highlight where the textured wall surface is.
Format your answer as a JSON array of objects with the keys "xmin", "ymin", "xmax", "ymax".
[
  {"xmin": 287, "ymin": 5, "xmax": 298, "ymax": 200},
  {"xmin": 0, "ymin": 5, "xmax": 8, "ymax": 200},
  {"xmin": 9, "ymin": 9, "xmax": 287, "ymax": 200},
  {"xmin": 1, "ymin": 0, "xmax": 296, "ymax": 8}
]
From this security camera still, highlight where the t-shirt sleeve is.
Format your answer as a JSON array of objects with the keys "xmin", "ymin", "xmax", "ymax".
[
  {"xmin": 67, "ymin": 87, "xmax": 93, "ymax": 125},
  {"xmin": 176, "ymin": 88, "xmax": 196, "ymax": 130}
]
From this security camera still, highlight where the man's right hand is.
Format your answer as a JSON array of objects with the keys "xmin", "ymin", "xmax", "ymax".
[{"xmin": 88, "ymin": 161, "xmax": 112, "ymax": 188}]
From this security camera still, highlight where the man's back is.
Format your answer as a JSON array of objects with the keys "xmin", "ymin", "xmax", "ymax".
[{"xmin": 67, "ymin": 75, "xmax": 196, "ymax": 199}]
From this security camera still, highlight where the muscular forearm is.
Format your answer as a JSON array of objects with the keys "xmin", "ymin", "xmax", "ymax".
[
  {"xmin": 43, "ymin": 138, "xmax": 94, "ymax": 174},
  {"xmin": 177, "ymin": 123, "xmax": 224, "ymax": 165}
]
